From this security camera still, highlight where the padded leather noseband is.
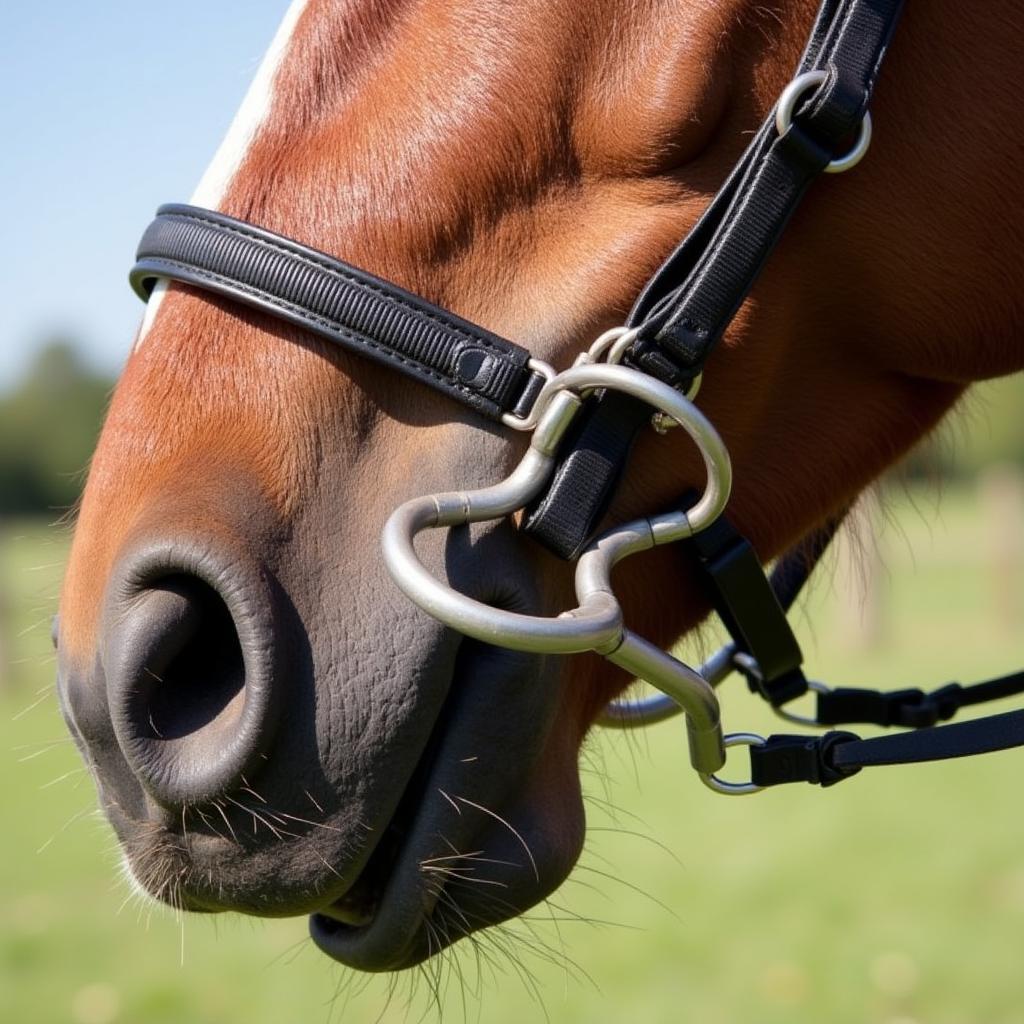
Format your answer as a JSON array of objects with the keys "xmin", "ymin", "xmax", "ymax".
[{"xmin": 132, "ymin": 205, "xmax": 548, "ymax": 424}]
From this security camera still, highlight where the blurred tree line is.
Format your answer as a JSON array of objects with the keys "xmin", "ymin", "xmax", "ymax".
[
  {"xmin": 0, "ymin": 340, "xmax": 113, "ymax": 515},
  {"xmin": 0, "ymin": 340, "xmax": 1021, "ymax": 518}
]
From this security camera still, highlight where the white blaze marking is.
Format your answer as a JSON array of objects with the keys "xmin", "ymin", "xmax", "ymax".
[
  {"xmin": 135, "ymin": 0, "xmax": 311, "ymax": 349},
  {"xmin": 137, "ymin": 279, "xmax": 169, "ymax": 343},
  {"xmin": 190, "ymin": 0, "xmax": 311, "ymax": 209}
]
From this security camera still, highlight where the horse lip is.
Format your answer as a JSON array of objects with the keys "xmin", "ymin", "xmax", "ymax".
[
  {"xmin": 318, "ymin": 896, "xmax": 374, "ymax": 928},
  {"xmin": 314, "ymin": 818, "xmax": 409, "ymax": 930},
  {"xmin": 308, "ymin": 776, "xmax": 508, "ymax": 970},
  {"xmin": 308, "ymin": 722, "xmax": 453, "ymax": 965},
  {"xmin": 307, "ymin": 819, "xmax": 442, "ymax": 969}
]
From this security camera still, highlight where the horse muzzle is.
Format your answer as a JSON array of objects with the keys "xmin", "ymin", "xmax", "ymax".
[{"xmin": 57, "ymin": 501, "xmax": 589, "ymax": 963}]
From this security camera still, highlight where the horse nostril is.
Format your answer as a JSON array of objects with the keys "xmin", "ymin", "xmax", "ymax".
[
  {"xmin": 103, "ymin": 555, "xmax": 279, "ymax": 809},
  {"xmin": 134, "ymin": 578, "xmax": 245, "ymax": 742}
]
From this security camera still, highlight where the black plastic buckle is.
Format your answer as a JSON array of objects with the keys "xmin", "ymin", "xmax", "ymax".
[
  {"xmin": 750, "ymin": 732, "xmax": 861, "ymax": 788},
  {"xmin": 817, "ymin": 684, "xmax": 963, "ymax": 729},
  {"xmin": 892, "ymin": 689, "xmax": 939, "ymax": 728},
  {"xmin": 895, "ymin": 683, "xmax": 963, "ymax": 728}
]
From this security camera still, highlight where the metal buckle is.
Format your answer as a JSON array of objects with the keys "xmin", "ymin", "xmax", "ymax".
[
  {"xmin": 381, "ymin": 357, "xmax": 734, "ymax": 777},
  {"xmin": 500, "ymin": 358, "xmax": 557, "ymax": 431}
]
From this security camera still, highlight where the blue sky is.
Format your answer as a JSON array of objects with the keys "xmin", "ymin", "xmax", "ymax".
[{"xmin": 1, "ymin": 2, "xmax": 290, "ymax": 387}]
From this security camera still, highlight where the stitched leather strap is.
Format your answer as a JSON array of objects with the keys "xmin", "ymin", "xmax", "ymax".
[
  {"xmin": 130, "ymin": 204, "xmax": 545, "ymax": 423},
  {"xmin": 523, "ymin": 0, "xmax": 905, "ymax": 558}
]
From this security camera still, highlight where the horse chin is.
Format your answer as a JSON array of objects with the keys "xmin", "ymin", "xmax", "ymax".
[{"xmin": 307, "ymin": 638, "xmax": 586, "ymax": 971}]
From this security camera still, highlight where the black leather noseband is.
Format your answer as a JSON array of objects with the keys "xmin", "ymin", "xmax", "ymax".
[{"xmin": 131, "ymin": 205, "xmax": 547, "ymax": 424}]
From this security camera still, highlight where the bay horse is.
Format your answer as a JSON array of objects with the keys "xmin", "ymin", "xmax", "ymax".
[{"xmin": 57, "ymin": 0, "xmax": 1024, "ymax": 974}]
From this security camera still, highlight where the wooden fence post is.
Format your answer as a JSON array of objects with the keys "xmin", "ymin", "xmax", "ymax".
[{"xmin": 979, "ymin": 463, "xmax": 1024, "ymax": 635}]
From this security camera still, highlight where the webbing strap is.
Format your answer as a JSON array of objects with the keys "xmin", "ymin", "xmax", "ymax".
[
  {"xmin": 750, "ymin": 711, "xmax": 1024, "ymax": 788},
  {"xmin": 687, "ymin": 512, "xmax": 808, "ymax": 706},
  {"xmin": 812, "ymin": 671, "xmax": 1024, "ymax": 729},
  {"xmin": 130, "ymin": 205, "xmax": 546, "ymax": 423},
  {"xmin": 631, "ymin": 0, "xmax": 903, "ymax": 372},
  {"xmin": 523, "ymin": 0, "xmax": 905, "ymax": 558}
]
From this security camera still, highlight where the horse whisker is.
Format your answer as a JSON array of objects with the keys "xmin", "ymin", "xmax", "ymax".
[{"xmin": 452, "ymin": 796, "xmax": 538, "ymax": 883}]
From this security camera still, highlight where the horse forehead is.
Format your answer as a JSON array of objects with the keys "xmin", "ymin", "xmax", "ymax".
[
  {"xmin": 260, "ymin": 0, "xmax": 755, "ymax": 176},
  {"xmin": 207, "ymin": 0, "xmax": 767, "ymax": 322}
]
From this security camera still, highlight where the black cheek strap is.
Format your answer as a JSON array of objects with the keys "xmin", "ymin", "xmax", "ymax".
[{"xmin": 523, "ymin": 0, "xmax": 905, "ymax": 558}]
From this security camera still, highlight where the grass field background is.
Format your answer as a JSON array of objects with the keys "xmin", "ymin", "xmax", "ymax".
[{"xmin": 2, "ymin": 482, "xmax": 1023, "ymax": 1023}]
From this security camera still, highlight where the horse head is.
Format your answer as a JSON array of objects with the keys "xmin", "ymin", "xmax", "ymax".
[{"xmin": 56, "ymin": 0, "xmax": 1023, "ymax": 972}]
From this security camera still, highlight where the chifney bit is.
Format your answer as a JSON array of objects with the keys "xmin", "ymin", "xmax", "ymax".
[{"xmin": 130, "ymin": 0, "xmax": 1024, "ymax": 796}]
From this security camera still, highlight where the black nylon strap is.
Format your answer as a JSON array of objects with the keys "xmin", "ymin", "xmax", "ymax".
[
  {"xmin": 831, "ymin": 711, "xmax": 1024, "ymax": 769},
  {"xmin": 632, "ymin": 0, "xmax": 903, "ymax": 370},
  {"xmin": 816, "ymin": 684, "xmax": 962, "ymax": 728},
  {"xmin": 812, "ymin": 670, "xmax": 1024, "ymax": 729},
  {"xmin": 954, "ymin": 670, "xmax": 1024, "ymax": 708},
  {"xmin": 130, "ymin": 204, "xmax": 544, "ymax": 423},
  {"xmin": 523, "ymin": 0, "xmax": 904, "ymax": 558},
  {"xmin": 520, "ymin": 393, "xmax": 653, "ymax": 558},
  {"xmin": 750, "ymin": 710, "xmax": 1024, "ymax": 788},
  {"xmin": 687, "ymin": 512, "xmax": 807, "ymax": 705}
]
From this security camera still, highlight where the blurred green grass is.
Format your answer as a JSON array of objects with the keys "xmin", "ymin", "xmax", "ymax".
[{"xmin": 2, "ymin": 486, "xmax": 1023, "ymax": 1024}]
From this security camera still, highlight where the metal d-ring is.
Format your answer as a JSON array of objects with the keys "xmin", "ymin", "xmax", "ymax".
[
  {"xmin": 732, "ymin": 650, "xmax": 833, "ymax": 727},
  {"xmin": 585, "ymin": 325, "xmax": 697, "ymax": 434},
  {"xmin": 699, "ymin": 733, "xmax": 767, "ymax": 796},
  {"xmin": 775, "ymin": 69, "xmax": 872, "ymax": 174},
  {"xmin": 586, "ymin": 325, "xmax": 640, "ymax": 365}
]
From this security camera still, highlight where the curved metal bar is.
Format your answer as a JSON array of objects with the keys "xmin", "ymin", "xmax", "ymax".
[
  {"xmin": 525, "ymin": 370, "xmax": 732, "ymax": 533},
  {"xmin": 598, "ymin": 642, "xmax": 740, "ymax": 727},
  {"xmin": 381, "ymin": 392, "xmax": 624, "ymax": 653},
  {"xmin": 603, "ymin": 630, "xmax": 725, "ymax": 774}
]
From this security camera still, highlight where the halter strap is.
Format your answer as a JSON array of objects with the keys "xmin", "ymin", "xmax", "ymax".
[
  {"xmin": 522, "ymin": 0, "xmax": 905, "ymax": 558},
  {"xmin": 749, "ymin": 711, "xmax": 1024, "ymax": 788},
  {"xmin": 131, "ymin": 205, "xmax": 549, "ymax": 424}
]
